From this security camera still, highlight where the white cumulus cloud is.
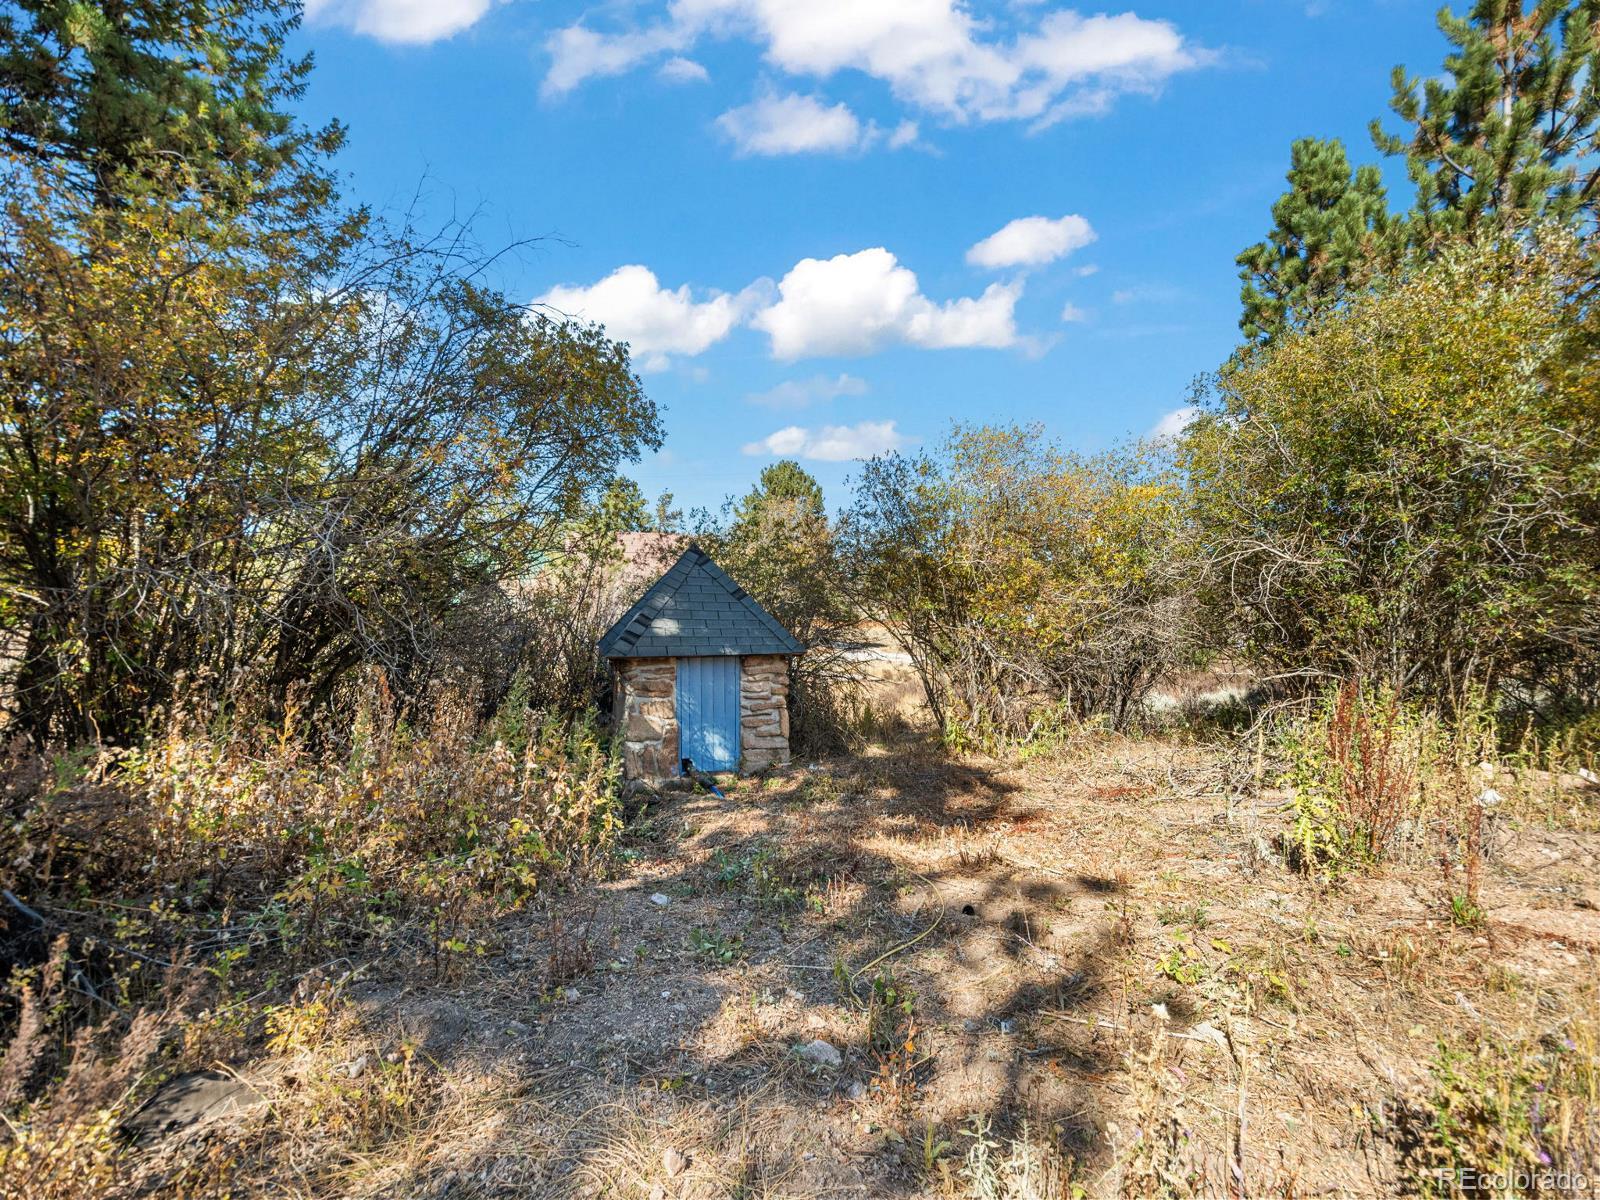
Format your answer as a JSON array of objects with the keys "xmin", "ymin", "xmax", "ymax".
[
  {"xmin": 532, "ymin": 265, "xmax": 756, "ymax": 370},
  {"xmin": 543, "ymin": 23, "xmax": 682, "ymax": 94},
  {"xmin": 1149, "ymin": 405, "xmax": 1199, "ymax": 442},
  {"xmin": 746, "ymin": 373, "xmax": 869, "ymax": 409},
  {"xmin": 887, "ymin": 120, "xmax": 921, "ymax": 149},
  {"xmin": 717, "ymin": 92, "xmax": 870, "ymax": 156},
  {"xmin": 305, "ymin": 0, "xmax": 490, "ymax": 43},
  {"xmin": 716, "ymin": 92, "xmax": 919, "ymax": 156},
  {"xmin": 659, "ymin": 56, "xmax": 711, "ymax": 83},
  {"xmin": 967, "ymin": 214, "xmax": 1096, "ymax": 270},
  {"xmin": 544, "ymin": 2, "xmax": 1206, "ymax": 130},
  {"xmin": 742, "ymin": 420, "xmax": 907, "ymax": 461},
  {"xmin": 536, "ymin": 248, "xmax": 1032, "ymax": 366},
  {"xmin": 752, "ymin": 247, "xmax": 1020, "ymax": 359},
  {"xmin": 1060, "ymin": 302, "xmax": 1088, "ymax": 323}
]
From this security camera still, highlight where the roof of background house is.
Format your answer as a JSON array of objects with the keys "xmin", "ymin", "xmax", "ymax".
[
  {"xmin": 614, "ymin": 531, "xmax": 688, "ymax": 590},
  {"xmin": 598, "ymin": 545, "xmax": 804, "ymax": 659}
]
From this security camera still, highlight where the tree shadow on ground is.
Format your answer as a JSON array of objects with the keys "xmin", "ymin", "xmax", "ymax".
[{"xmin": 317, "ymin": 739, "xmax": 1157, "ymax": 1198}]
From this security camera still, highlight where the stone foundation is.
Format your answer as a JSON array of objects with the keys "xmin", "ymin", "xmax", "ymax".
[
  {"xmin": 614, "ymin": 658, "xmax": 678, "ymax": 781},
  {"xmin": 739, "ymin": 654, "xmax": 791, "ymax": 771}
]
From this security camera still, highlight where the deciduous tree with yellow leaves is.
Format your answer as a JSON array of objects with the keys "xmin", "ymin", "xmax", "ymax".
[
  {"xmin": 0, "ymin": 3, "xmax": 660, "ymax": 744},
  {"xmin": 1189, "ymin": 235, "xmax": 1600, "ymax": 711},
  {"xmin": 841, "ymin": 425, "xmax": 1202, "ymax": 743}
]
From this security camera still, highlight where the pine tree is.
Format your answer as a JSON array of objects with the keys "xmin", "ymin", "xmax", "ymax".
[
  {"xmin": 1236, "ymin": 137, "xmax": 1399, "ymax": 342},
  {"xmin": 1372, "ymin": 0, "xmax": 1600, "ymax": 245},
  {"xmin": 721, "ymin": 460, "xmax": 843, "ymax": 645},
  {"xmin": 0, "ymin": 0, "xmax": 341, "ymax": 205},
  {"xmin": 732, "ymin": 460, "xmax": 826, "ymax": 524},
  {"xmin": 1240, "ymin": 2, "xmax": 1600, "ymax": 341}
]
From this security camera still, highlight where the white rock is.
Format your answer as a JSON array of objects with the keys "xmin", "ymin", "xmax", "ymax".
[
  {"xmin": 650, "ymin": 893, "xmax": 671, "ymax": 907},
  {"xmin": 795, "ymin": 1038, "xmax": 842, "ymax": 1069},
  {"xmin": 663, "ymin": 1148, "xmax": 687, "ymax": 1177}
]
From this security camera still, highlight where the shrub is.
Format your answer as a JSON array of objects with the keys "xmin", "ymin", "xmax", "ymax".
[
  {"xmin": 841, "ymin": 425, "xmax": 1204, "ymax": 747},
  {"xmin": 1282, "ymin": 680, "xmax": 1430, "ymax": 876},
  {"xmin": 0, "ymin": 674, "xmax": 624, "ymax": 1193},
  {"xmin": 0, "ymin": 942, "xmax": 206, "ymax": 1200},
  {"xmin": 4, "ymin": 681, "xmax": 621, "ymax": 969},
  {"xmin": 1188, "ymin": 237, "xmax": 1600, "ymax": 712},
  {"xmin": 958, "ymin": 1114, "xmax": 1081, "ymax": 1200},
  {"xmin": 119, "ymin": 679, "xmax": 619, "ymax": 963}
]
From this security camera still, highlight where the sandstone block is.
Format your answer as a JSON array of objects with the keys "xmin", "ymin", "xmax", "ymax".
[{"xmin": 626, "ymin": 712, "xmax": 668, "ymax": 740}]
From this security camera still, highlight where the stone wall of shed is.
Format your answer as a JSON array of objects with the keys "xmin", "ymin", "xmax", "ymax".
[
  {"xmin": 739, "ymin": 655, "xmax": 791, "ymax": 771},
  {"xmin": 615, "ymin": 658, "xmax": 677, "ymax": 781}
]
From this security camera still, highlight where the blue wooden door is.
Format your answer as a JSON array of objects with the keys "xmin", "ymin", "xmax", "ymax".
[{"xmin": 676, "ymin": 657, "xmax": 740, "ymax": 773}]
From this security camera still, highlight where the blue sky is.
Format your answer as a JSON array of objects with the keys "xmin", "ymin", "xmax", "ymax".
[{"xmin": 295, "ymin": 0, "xmax": 1444, "ymax": 513}]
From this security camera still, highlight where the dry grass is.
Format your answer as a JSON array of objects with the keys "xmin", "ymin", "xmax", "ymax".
[
  {"xmin": 4, "ymin": 723, "xmax": 1597, "ymax": 1197},
  {"xmin": 566, "ymin": 1091, "xmax": 805, "ymax": 1199},
  {"xmin": 0, "ymin": 678, "xmax": 622, "ymax": 1199}
]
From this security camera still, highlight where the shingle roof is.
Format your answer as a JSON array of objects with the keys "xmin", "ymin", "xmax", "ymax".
[{"xmin": 598, "ymin": 545, "xmax": 804, "ymax": 659}]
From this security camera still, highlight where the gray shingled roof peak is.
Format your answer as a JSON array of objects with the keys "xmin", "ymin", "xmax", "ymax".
[{"xmin": 598, "ymin": 544, "xmax": 804, "ymax": 659}]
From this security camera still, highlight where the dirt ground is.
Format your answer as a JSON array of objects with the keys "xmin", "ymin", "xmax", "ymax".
[{"xmin": 135, "ymin": 735, "xmax": 1600, "ymax": 1198}]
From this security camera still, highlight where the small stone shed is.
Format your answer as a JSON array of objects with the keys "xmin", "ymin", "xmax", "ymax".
[{"xmin": 599, "ymin": 546, "xmax": 803, "ymax": 781}]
